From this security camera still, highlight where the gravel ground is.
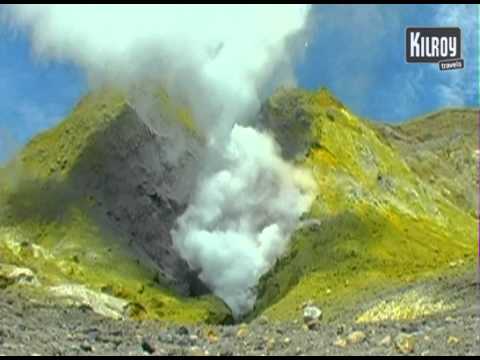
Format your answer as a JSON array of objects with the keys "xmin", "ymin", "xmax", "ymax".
[{"xmin": 0, "ymin": 272, "xmax": 479, "ymax": 356}]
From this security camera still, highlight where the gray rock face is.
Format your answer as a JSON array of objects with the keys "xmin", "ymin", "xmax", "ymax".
[
  {"xmin": 69, "ymin": 104, "xmax": 208, "ymax": 296},
  {"xmin": 256, "ymin": 88, "xmax": 314, "ymax": 160}
]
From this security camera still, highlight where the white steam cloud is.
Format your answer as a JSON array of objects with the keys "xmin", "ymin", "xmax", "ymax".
[
  {"xmin": 173, "ymin": 125, "xmax": 315, "ymax": 315},
  {"xmin": 5, "ymin": 5, "xmax": 316, "ymax": 316}
]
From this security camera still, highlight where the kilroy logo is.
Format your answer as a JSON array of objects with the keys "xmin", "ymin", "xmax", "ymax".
[{"xmin": 406, "ymin": 27, "xmax": 463, "ymax": 71}]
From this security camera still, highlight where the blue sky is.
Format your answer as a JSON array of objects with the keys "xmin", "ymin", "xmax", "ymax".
[
  {"xmin": 0, "ymin": 22, "xmax": 85, "ymax": 160},
  {"xmin": 0, "ymin": 5, "xmax": 478, "ymax": 160},
  {"xmin": 298, "ymin": 4, "xmax": 478, "ymax": 120}
]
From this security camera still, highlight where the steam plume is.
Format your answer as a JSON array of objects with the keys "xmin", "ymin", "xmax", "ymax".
[
  {"xmin": 5, "ymin": 5, "xmax": 315, "ymax": 315},
  {"xmin": 173, "ymin": 125, "xmax": 315, "ymax": 315}
]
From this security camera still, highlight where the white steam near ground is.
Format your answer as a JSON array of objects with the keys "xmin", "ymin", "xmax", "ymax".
[
  {"xmin": 173, "ymin": 125, "xmax": 316, "ymax": 315},
  {"xmin": 5, "ymin": 5, "xmax": 316, "ymax": 316}
]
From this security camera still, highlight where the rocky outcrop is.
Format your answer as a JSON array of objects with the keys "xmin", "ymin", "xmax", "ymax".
[
  {"xmin": 49, "ymin": 284, "xmax": 129, "ymax": 320},
  {"xmin": 67, "ymin": 100, "xmax": 206, "ymax": 295},
  {"xmin": 0, "ymin": 90, "xmax": 229, "ymax": 324},
  {"xmin": 0, "ymin": 263, "xmax": 39, "ymax": 288}
]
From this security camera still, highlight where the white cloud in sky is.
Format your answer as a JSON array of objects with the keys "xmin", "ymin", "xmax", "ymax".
[{"xmin": 433, "ymin": 4, "xmax": 477, "ymax": 107}]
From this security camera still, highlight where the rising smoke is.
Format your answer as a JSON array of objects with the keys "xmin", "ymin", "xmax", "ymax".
[
  {"xmin": 5, "ymin": 5, "xmax": 316, "ymax": 316},
  {"xmin": 172, "ymin": 125, "xmax": 315, "ymax": 315}
]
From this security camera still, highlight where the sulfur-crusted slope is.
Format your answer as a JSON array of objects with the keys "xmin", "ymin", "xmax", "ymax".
[
  {"xmin": 252, "ymin": 87, "xmax": 476, "ymax": 322},
  {"xmin": 0, "ymin": 89, "xmax": 231, "ymax": 324},
  {"xmin": 374, "ymin": 108, "xmax": 477, "ymax": 215}
]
